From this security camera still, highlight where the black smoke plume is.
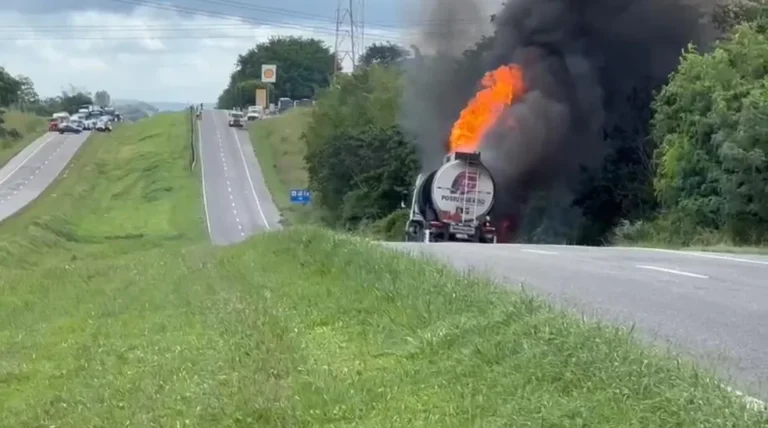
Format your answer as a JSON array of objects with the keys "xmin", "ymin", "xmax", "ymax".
[{"xmin": 400, "ymin": 0, "xmax": 718, "ymax": 243}]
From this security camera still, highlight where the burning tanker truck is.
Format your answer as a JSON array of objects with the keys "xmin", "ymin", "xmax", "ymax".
[
  {"xmin": 404, "ymin": 151, "xmax": 498, "ymax": 243},
  {"xmin": 404, "ymin": 64, "xmax": 527, "ymax": 243}
]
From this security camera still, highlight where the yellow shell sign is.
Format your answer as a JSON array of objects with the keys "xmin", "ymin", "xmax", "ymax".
[{"xmin": 261, "ymin": 64, "xmax": 276, "ymax": 82}]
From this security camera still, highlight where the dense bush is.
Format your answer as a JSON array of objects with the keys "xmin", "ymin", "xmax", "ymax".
[
  {"xmin": 303, "ymin": 65, "xmax": 418, "ymax": 229},
  {"xmin": 649, "ymin": 20, "xmax": 768, "ymax": 245}
]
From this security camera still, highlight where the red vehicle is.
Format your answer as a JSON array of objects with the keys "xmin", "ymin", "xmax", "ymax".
[{"xmin": 47, "ymin": 119, "xmax": 59, "ymax": 132}]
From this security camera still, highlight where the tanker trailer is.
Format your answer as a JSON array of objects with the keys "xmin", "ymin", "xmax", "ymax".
[{"xmin": 404, "ymin": 151, "xmax": 497, "ymax": 243}]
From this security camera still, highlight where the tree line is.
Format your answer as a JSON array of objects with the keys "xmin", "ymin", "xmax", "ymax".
[{"xmin": 222, "ymin": 2, "xmax": 768, "ymax": 246}]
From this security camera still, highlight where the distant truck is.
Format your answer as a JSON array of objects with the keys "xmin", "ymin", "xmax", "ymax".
[
  {"xmin": 277, "ymin": 97, "xmax": 293, "ymax": 113},
  {"xmin": 404, "ymin": 151, "xmax": 497, "ymax": 243},
  {"xmin": 228, "ymin": 110, "xmax": 245, "ymax": 127},
  {"xmin": 246, "ymin": 105, "xmax": 263, "ymax": 121}
]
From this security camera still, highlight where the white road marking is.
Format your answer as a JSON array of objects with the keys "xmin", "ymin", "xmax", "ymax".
[
  {"xmin": 636, "ymin": 265, "xmax": 708, "ymax": 279},
  {"xmin": 724, "ymin": 385, "xmax": 767, "ymax": 412},
  {"xmin": 196, "ymin": 119, "xmax": 213, "ymax": 238},
  {"xmin": 0, "ymin": 134, "xmax": 55, "ymax": 187},
  {"xmin": 677, "ymin": 251, "xmax": 768, "ymax": 266},
  {"xmin": 230, "ymin": 124, "xmax": 270, "ymax": 230},
  {"xmin": 522, "ymin": 249, "xmax": 558, "ymax": 255},
  {"xmin": 612, "ymin": 246, "xmax": 768, "ymax": 266}
]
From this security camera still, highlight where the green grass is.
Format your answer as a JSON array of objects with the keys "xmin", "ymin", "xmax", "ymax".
[
  {"xmin": 0, "ymin": 110, "xmax": 764, "ymax": 425},
  {"xmin": 1, "ymin": 225, "xmax": 765, "ymax": 426},
  {"xmin": 0, "ymin": 110, "xmax": 48, "ymax": 168},
  {"xmin": 612, "ymin": 220, "xmax": 768, "ymax": 255},
  {"xmin": 247, "ymin": 108, "xmax": 319, "ymax": 225},
  {"xmin": 0, "ymin": 111, "xmax": 204, "ymax": 268}
]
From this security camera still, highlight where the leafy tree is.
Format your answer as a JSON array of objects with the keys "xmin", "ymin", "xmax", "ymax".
[
  {"xmin": 217, "ymin": 36, "xmax": 338, "ymax": 109},
  {"xmin": 302, "ymin": 64, "xmax": 417, "ymax": 227},
  {"xmin": 712, "ymin": 0, "xmax": 768, "ymax": 31},
  {"xmin": 94, "ymin": 90, "xmax": 111, "ymax": 107},
  {"xmin": 305, "ymin": 125, "xmax": 418, "ymax": 227},
  {"xmin": 360, "ymin": 42, "xmax": 408, "ymax": 67},
  {"xmin": 651, "ymin": 21, "xmax": 768, "ymax": 244},
  {"xmin": 0, "ymin": 67, "xmax": 20, "ymax": 107},
  {"xmin": 14, "ymin": 75, "xmax": 38, "ymax": 111},
  {"xmin": 304, "ymin": 65, "xmax": 403, "ymax": 154}
]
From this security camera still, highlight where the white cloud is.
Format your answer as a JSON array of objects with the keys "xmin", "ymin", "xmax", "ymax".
[{"xmin": 0, "ymin": 6, "xmax": 404, "ymax": 103}]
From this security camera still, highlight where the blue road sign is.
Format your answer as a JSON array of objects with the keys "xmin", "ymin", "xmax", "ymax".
[{"xmin": 289, "ymin": 188, "xmax": 311, "ymax": 204}]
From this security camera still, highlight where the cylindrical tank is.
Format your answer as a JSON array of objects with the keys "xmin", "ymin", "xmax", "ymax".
[{"xmin": 417, "ymin": 152, "xmax": 496, "ymax": 224}]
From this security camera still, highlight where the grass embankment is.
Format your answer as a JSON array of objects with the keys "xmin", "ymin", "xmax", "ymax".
[
  {"xmin": 0, "ymin": 111, "xmax": 763, "ymax": 425},
  {"xmin": 247, "ymin": 109, "xmax": 407, "ymax": 239},
  {"xmin": 0, "ymin": 111, "xmax": 204, "ymax": 268},
  {"xmin": 1, "ymin": 226, "xmax": 765, "ymax": 425},
  {"xmin": 0, "ymin": 110, "xmax": 47, "ymax": 168},
  {"xmin": 247, "ymin": 108, "xmax": 317, "ymax": 225}
]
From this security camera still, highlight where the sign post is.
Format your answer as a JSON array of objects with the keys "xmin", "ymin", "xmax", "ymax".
[
  {"xmin": 261, "ymin": 64, "xmax": 276, "ymax": 106},
  {"xmin": 289, "ymin": 189, "xmax": 311, "ymax": 205},
  {"xmin": 254, "ymin": 88, "xmax": 267, "ymax": 107}
]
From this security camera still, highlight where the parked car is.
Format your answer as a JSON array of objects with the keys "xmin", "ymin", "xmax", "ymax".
[{"xmin": 58, "ymin": 121, "xmax": 83, "ymax": 134}]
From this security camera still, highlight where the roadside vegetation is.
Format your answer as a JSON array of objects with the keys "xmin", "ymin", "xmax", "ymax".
[
  {"xmin": 613, "ymin": 5, "xmax": 768, "ymax": 250},
  {"xmin": 0, "ymin": 112, "xmax": 203, "ymax": 268},
  {"xmin": 0, "ymin": 110, "xmax": 47, "ymax": 167},
  {"xmin": 247, "ymin": 107, "xmax": 317, "ymax": 225}
]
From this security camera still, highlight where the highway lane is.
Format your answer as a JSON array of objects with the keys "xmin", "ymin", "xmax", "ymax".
[
  {"xmin": 0, "ymin": 131, "xmax": 91, "ymax": 223},
  {"xmin": 388, "ymin": 242, "xmax": 768, "ymax": 400},
  {"xmin": 198, "ymin": 109, "xmax": 281, "ymax": 245}
]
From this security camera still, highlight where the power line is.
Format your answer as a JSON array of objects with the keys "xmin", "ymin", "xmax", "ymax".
[
  {"xmin": 334, "ymin": 0, "xmax": 363, "ymax": 73},
  {"xmin": 0, "ymin": 0, "xmax": 492, "ymax": 43}
]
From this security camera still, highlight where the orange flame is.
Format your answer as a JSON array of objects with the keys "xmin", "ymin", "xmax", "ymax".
[{"xmin": 448, "ymin": 64, "xmax": 525, "ymax": 153}]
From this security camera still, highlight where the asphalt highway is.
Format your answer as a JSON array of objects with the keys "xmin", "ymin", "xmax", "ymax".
[
  {"xmin": 197, "ymin": 109, "xmax": 281, "ymax": 245},
  {"xmin": 388, "ymin": 241, "xmax": 768, "ymax": 400},
  {"xmin": 0, "ymin": 131, "xmax": 90, "ymax": 223}
]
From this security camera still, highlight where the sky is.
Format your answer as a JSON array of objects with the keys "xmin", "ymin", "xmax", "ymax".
[{"xmin": 0, "ymin": 0, "xmax": 498, "ymax": 104}]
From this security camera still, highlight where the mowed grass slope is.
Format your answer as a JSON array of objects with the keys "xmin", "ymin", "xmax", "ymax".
[
  {"xmin": 1, "ymin": 226, "xmax": 765, "ymax": 426},
  {"xmin": 0, "ymin": 112, "xmax": 763, "ymax": 425},
  {"xmin": 248, "ymin": 108, "xmax": 316, "ymax": 224},
  {"xmin": 0, "ymin": 110, "xmax": 47, "ymax": 168},
  {"xmin": 0, "ymin": 112, "xmax": 204, "ymax": 268}
]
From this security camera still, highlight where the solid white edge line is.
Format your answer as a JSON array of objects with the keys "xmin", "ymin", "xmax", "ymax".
[
  {"xmin": 522, "ymin": 249, "xmax": 558, "ymax": 255},
  {"xmin": 0, "ymin": 134, "xmax": 55, "ymax": 186},
  {"xmin": 196, "ymin": 116, "xmax": 213, "ymax": 239},
  {"xmin": 229, "ymin": 118, "xmax": 270, "ymax": 230},
  {"xmin": 615, "ymin": 246, "xmax": 768, "ymax": 265},
  {"xmin": 636, "ymin": 265, "xmax": 709, "ymax": 278}
]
